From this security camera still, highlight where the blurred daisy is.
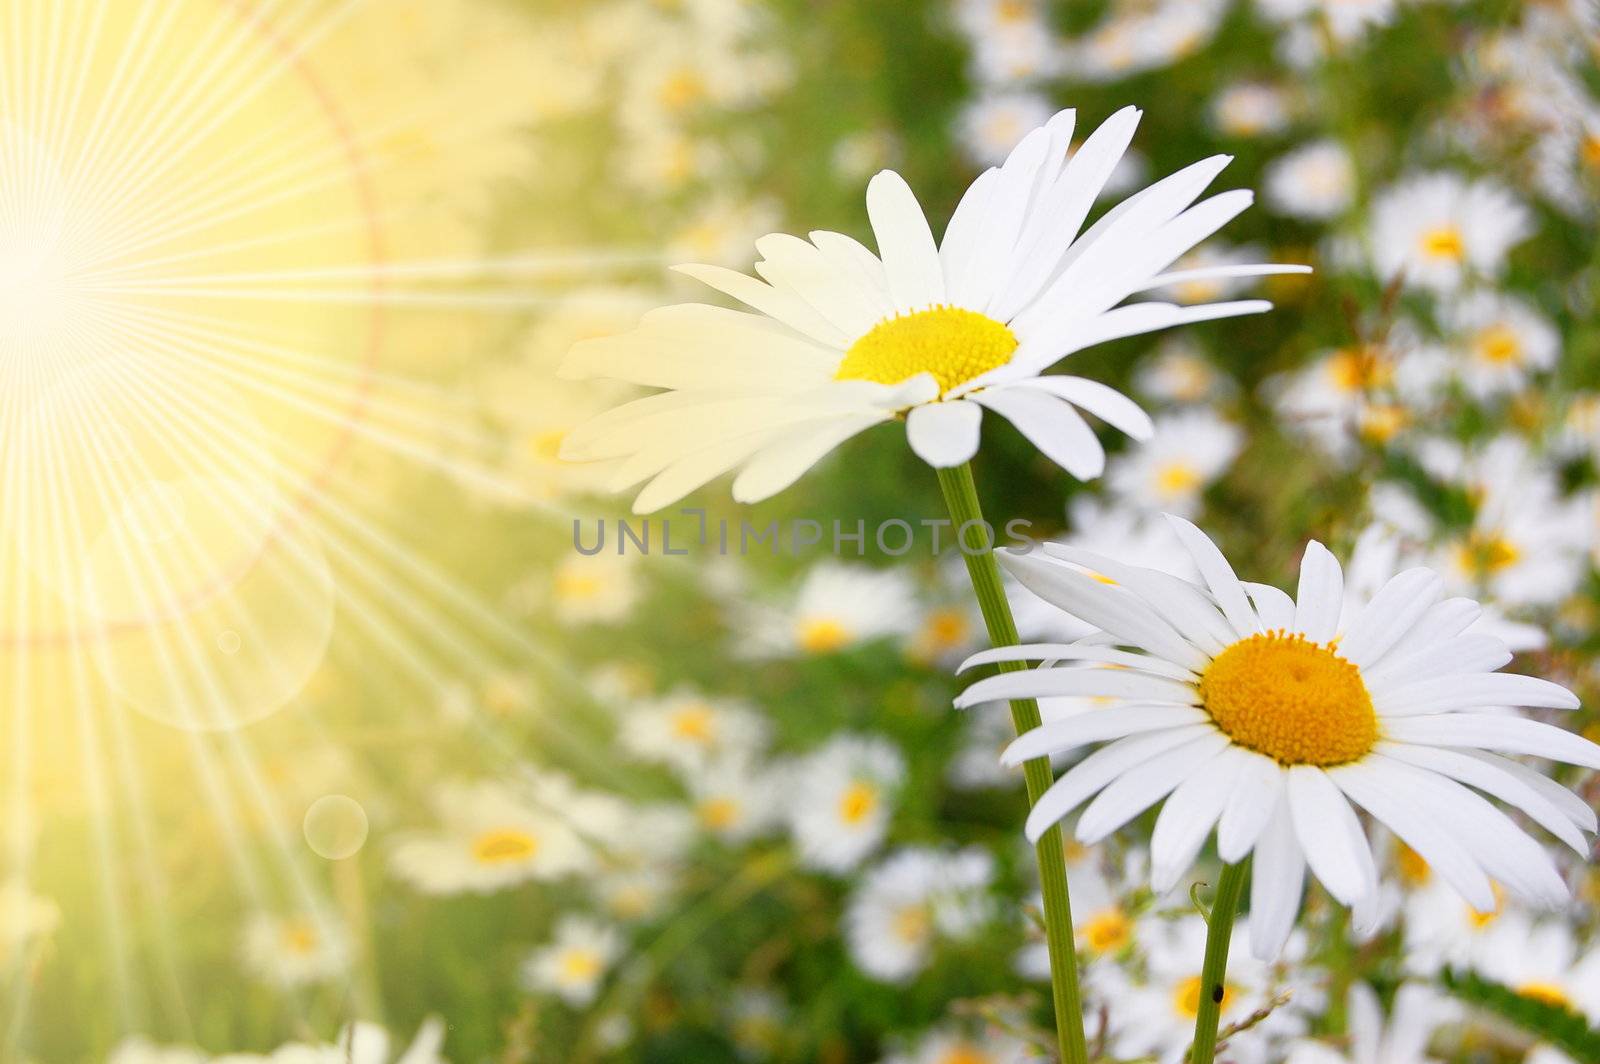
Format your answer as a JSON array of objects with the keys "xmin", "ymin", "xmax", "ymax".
[
  {"xmin": 1107, "ymin": 409, "xmax": 1242, "ymax": 517},
  {"xmin": 1136, "ymin": 338, "xmax": 1235, "ymax": 404},
  {"xmin": 1471, "ymin": 914, "xmax": 1600, "ymax": 1021},
  {"xmin": 745, "ymin": 562, "xmax": 917, "ymax": 656},
  {"xmin": 962, "ymin": 515, "xmax": 1598, "ymax": 959},
  {"xmin": 1401, "ymin": 867, "xmax": 1510, "ymax": 975},
  {"xmin": 690, "ymin": 756, "xmax": 781, "ymax": 843},
  {"xmin": 546, "ymin": 551, "xmax": 640, "ymax": 626},
  {"xmin": 563, "ymin": 106, "xmax": 1303, "ymax": 512},
  {"xmin": 846, "ymin": 847, "xmax": 994, "ymax": 983},
  {"xmin": 1286, "ymin": 983, "xmax": 1458, "ymax": 1064},
  {"xmin": 521, "ymin": 916, "xmax": 623, "ymax": 1007},
  {"xmin": 107, "ymin": 1040, "xmax": 208, "ymax": 1064},
  {"xmin": 1265, "ymin": 140, "xmax": 1356, "ymax": 220},
  {"xmin": 727, "ymin": 988, "xmax": 788, "ymax": 1060},
  {"xmin": 391, "ymin": 780, "xmax": 591, "ymax": 895},
  {"xmin": 1017, "ymin": 847, "xmax": 1139, "ymax": 978},
  {"xmin": 1100, "ymin": 913, "xmax": 1305, "ymax": 1064},
  {"xmin": 1210, "ymin": 83, "xmax": 1291, "ymax": 138},
  {"xmin": 881, "ymin": 1024, "xmax": 1036, "ymax": 1064},
  {"xmin": 1426, "ymin": 437, "xmax": 1593, "ymax": 607},
  {"xmin": 0, "ymin": 877, "xmax": 59, "ymax": 954},
  {"xmin": 621, "ymin": 690, "xmax": 770, "ymax": 773},
  {"xmin": 957, "ymin": 91, "xmax": 1055, "ymax": 166},
  {"xmin": 242, "ymin": 911, "xmax": 351, "ymax": 988},
  {"xmin": 786, "ymin": 734, "xmax": 906, "ymax": 872},
  {"xmin": 1255, "ymin": 0, "xmax": 1397, "ymax": 42},
  {"xmin": 1444, "ymin": 292, "xmax": 1559, "ymax": 399},
  {"xmin": 1369, "ymin": 173, "xmax": 1532, "ymax": 292}
]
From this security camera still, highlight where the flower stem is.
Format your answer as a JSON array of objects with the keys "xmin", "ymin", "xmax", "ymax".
[
  {"xmin": 1190, "ymin": 859, "xmax": 1250, "ymax": 1064},
  {"xmin": 935, "ymin": 462, "xmax": 1088, "ymax": 1064}
]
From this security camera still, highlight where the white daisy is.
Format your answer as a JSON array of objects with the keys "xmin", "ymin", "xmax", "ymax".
[
  {"xmin": 621, "ymin": 690, "xmax": 770, "ymax": 773},
  {"xmin": 1265, "ymin": 140, "xmax": 1356, "ymax": 220},
  {"xmin": 689, "ymin": 756, "xmax": 782, "ymax": 843},
  {"xmin": 390, "ymin": 780, "xmax": 591, "ymax": 895},
  {"xmin": 1401, "ymin": 866, "xmax": 1511, "ymax": 976},
  {"xmin": 1472, "ymin": 914, "xmax": 1600, "ymax": 1022},
  {"xmin": 241, "ymin": 910, "xmax": 351, "ymax": 989},
  {"xmin": 521, "ymin": 915, "xmax": 623, "ymax": 1007},
  {"xmin": 561, "ymin": 106, "xmax": 1305, "ymax": 512},
  {"xmin": 879, "ymin": 1024, "xmax": 1036, "ymax": 1064},
  {"xmin": 958, "ymin": 515, "xmax": 1599, "ymax": 959},
  {"xmin": 1444, "ymin": 292, "xmax": 1559, "ymax": 399},
  {"xmin": 1100, "ymin": 913, "xmax": 1306, "ymax": 1064},
  {"xmin": 1135, "ymin": 338, "xmax": 1235, "ymax": 405},
  {"xmin": 1106, "ymin": 408, "xmax": 1243, "ymax": 517},
  {"xmin": 845, "ymin": 847, "xmax": 995, "ymax": 983},
  {"xmin": 545, "ymin": 551, "xmax": 640, "ymax": 626},
  {"xmin": 786, "ymin": 734, "xmax": 906, "ymax": 873},
  {"xmin": 744, "ymin": 562, "xmax": 917, "ymax": 657},
  {"xmin": 1210, "ymin": 83, "xmax": 1291, "ymax": 138},
  {"xmin": 1369, "ymin": 172, "xmax": 1532, "ymax": 292},
  {"xmin": 1285, "ymin": 983, "xmax": 1458, "ymax": 1064},
  {"xmin": 956, "ymin": 90, "xmax": 1056, "ymax": 167}
]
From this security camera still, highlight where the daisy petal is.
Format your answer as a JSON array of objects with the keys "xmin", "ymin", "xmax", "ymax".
[
  {"xmin": 905, "ymin": 400, "xmax": 982, "ymax": 468},
  {"xmin": 1164, "ymin": 513, "xmax": 1258, "ymax": 636},
  {"xmin": 970, "ymin": 387, "xmax": 1105, "ymax": 480},
  {"xmin": 1374, "ymin": 672, "xmax": 1580, "ymax": 715},
  {"xmin": 1022, "ymin": 727, "xmax": 1214, "ymax": 843},
  {"xmin": 1293, "ymin": 540, "xmax": 1343, "ymax": 643},
  {"xmin": 956, "ymin": 642, "xmax": 1197, "ymax": 681},
  {"xmin": 1008, "ymin": 376, "xmax": 1154, "ymax": 440},
  {"xmin": 1216, "ymin": 751, "xmax": 1284, "ymax": 863},
  {"xmin": 1382, "ymin": 714, "xmax": 1600, "ymax": 767},
  {"xmin": 1249, "ymin": 795, "xmax": 1305, "ymax": 961},
  {"xmin": 866, "ymin": 170, "xmax": 945, "ymax": 311},
  {"xmin": 1075, "ymin": 732, "xmax": 1232, "ymax": 844},
  {"xmin": 731, "ymin": 414, "xmax": 887, "ymax": 503},
  {"xmin": 959, "ymin": 669, "xmax": 1199, "ymax": 712},
  {"xmin": 1150, "ymin": 747, "xmax": 1249, "ymax": 892},
  {"xmin": 1337, "ymin": 568, "xmax": 1444, "ymax": 667},
  {"xmin": 1000, "ymin": 704, "xmax": 1210, "ymax": 766},
  {"xmin": 1286, "ymin": 766, "xmax": 1377, "ymax": 906}
]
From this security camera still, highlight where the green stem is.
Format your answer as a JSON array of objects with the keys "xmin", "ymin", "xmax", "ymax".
[
  {"xmin": 935, "ymin": 462, "xmax": 1088, "ymax": 1064},
  {"xmin": 1189, "ymin": 860, "xmax": 1250, "ymax": 1064}
]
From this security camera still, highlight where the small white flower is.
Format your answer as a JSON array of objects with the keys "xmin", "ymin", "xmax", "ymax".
[
  {"xmin": 1369, "ymin": 172, "xmax": 1532, "ymax": 292},
  {"xmin": 1471, "ymin": 914, "xmax": 1600, "ymax": 1023},
  {"xmin": 1136, "ymin": 338, "xmax": 1234, "ymax": 404},
  {"xmin": 1285, "ymin": 983, "xmax": 1458, "ymax": 1064},
  {"xmin": 744, "ymin": 562, "xmax": 918, "ymax": 657},
  {"xmin": 845, "ymin": 847, "xmax": 994, "ymax": 983},
  {"xmin": 786, "ymin": 734, "xmax": 906, "ymax": 872},
  {"xmin": 1210, "ymin": 83, "xmax": 1290, "ymax": 138},
  {"xmin": 1443, "ymin": 292, "xmax": 1559, "ymax": 399},
  {"xmin": 241, "ymin": 910, "xmax": 351, "ymax": 989},
  {"xmin": 689, "ymin": 756, "xmax": 782, "ymax": 843},
  {"xmin": 521, "ymin": 916, "xmax": 623, "ymax": 1007},
  {"xmin": 391, "ymin": 780, "xmax": 591, "ymax": 895},
  {"xmin": 546, "ymin": 551, "xmax": 640, "ymax": 626},
  {"xmin": 621, "ymin": 690, "xmax": 770, "ymax": 773},
  {"xmin": 1106, "ymin": 408, "xmax": 1243, "ymax": 517},
  {"xmin": 1265, "ymin": 140, "xmax": 1356, "ymax": 220},
  {"xmin": 956, "ymin": 91, "xmax": 1056, "ymax": 166}
]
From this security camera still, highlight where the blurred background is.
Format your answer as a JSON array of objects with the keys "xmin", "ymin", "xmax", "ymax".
[{"xmin": 4, "ymin": 0, "xmax": 1600, "ymax": 1061}]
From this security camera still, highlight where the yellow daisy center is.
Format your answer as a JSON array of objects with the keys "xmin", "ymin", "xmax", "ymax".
[
  {"xmin": 1358, "ymin": 403, "xmax": 1410, "ymax": 444},
  {"xmin": 1455, "ymin": 532, "xmax": 1521, "ymax": 579},
  {"xmin": 1327, "ymin": 347, "xmax": 1393, "ymax": 393},
  {"xmin": 1155, "ymin": 461, "xmax": 1203, "ymax": 497},
  {"xmin": 472, "ymin": 828, "xmax": 540, "ymax": 865},
  {"xmin": 669, "ymin": 703, "xmax": 717, "ymax": 744},
  {"xmin": 1474, "ymin": 324, "xmax": 1523, "ymax": 366},
  {"xmin": 658, "ymin": 69, "xmax": 707, "ymax": 112},
  {"xmin": 1080, "ymin": 908, "xmax": 1132, "ymax": 955},
  {"xmin": 280, "ymin": 920, "xmax": 320, "ymax": 956},
  {"xmin": 892, "ymin": 903, "xmax": 931, "ymax": 945},
  {"xmin": 554, "ymin": 571, "xmax": 603, "ymax": 602},
  {"xmin": 837, "ymin": 781, "xmax": 879, "ymax": 826},
  {"xmin": 1395, "ymin": 843, "xmax": 1432, "ymax": 887},
  {"xmin": 936, "ymin": 1044, "xmax": 995, "ymax": 1064},
  {"xmin": 1199, "ymin": 632, "xmax": 1378, "ymax": 767},
  {"xmin": 1518, "ymin": 981, "xmax": 1572, "ymax": 1009},
  {"xmin": 835, "ymin": 306, "xmax": 1018, "ymax": 394},
  {"xmin": 796, "ymin": 616, "xmax": 852, "ymax": 653},
  {"xmin": 697, "ymin": 797, "xmax": 740, "ymax": 830},
  {"xmin": 1581, "ymin": 134, "xmax": 1600, "ymax": 170},
  {"xmin": 1418, "ymin": 225, "xmax": 1466, "ymax": 262},
  {"xmin": 560, "ymin": 949, "xmax": 603, "ymax": 984},
  {"xmin": 920, "ymin": 608, "xmax": 970, "ymax": 650},
  {"xmin": 1174, "ymin": 975, "xmax": 1238, "ymax": 1019}
]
